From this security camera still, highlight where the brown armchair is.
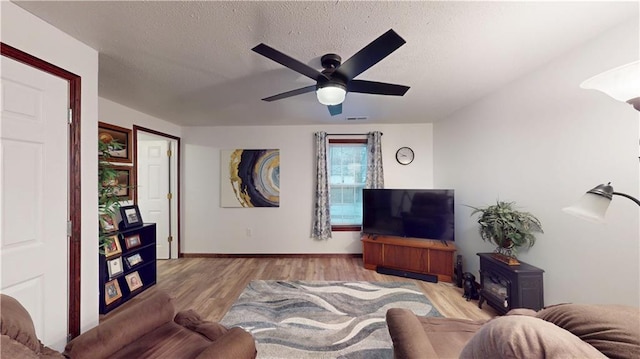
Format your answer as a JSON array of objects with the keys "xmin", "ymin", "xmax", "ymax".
[
  {"xmin": 386, "ymin": 303, "xmax": 639, "ymax": 359},
  {"xmin": 1, "ymin": 291, "xmax": 256, "ymax": 359}
]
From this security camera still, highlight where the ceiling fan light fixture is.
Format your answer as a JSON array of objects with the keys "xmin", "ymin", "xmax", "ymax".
[
  {"xmin": 316, "ymin": 84, "xmax": 346, "ymax": 106},
  {"xmin": 580, "ymin": 61, "xmax": 640, "ymax": 111}
]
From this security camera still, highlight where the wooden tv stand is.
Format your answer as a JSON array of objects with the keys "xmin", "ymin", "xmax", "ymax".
[{"xmin": 361, "ymin": 234, "xmax": 456, "ymax": 283}]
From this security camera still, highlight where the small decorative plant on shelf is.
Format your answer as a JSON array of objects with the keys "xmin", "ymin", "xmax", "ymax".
[
  {"xmin": 468, "ymin": 201, "xmax": 543, "ymax": 265},
  {"xmin": 98, "ymin": 138, "xmax": 124, "ymax": 252}
]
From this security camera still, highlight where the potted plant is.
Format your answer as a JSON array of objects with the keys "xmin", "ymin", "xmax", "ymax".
[
  {"xmin": 468, "ymin": 201, "xmax": 543, "ymax": 265},
  {"xmin": 98, "ymin": 138, "xmax": 124, "ymax": 251}
]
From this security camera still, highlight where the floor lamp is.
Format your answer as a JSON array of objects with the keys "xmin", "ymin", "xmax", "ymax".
[
  {"xmin": 563, "ymin": 183, "xmax": 640, "ymax": 223},
  {"xmin": 564, "ymin": 62, "xmax": 640, "ymax": 222}
]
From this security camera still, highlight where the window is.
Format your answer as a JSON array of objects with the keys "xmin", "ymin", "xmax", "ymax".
[{"xmin": 328, "ymin": 139, "xmax": 367, "ymax": 231}]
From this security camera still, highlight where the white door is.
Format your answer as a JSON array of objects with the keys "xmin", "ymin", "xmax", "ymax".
[
  {"xmin": 0, "ymin": 56, "xmax": 69, "ymax": 350},
  {"xmin": 137, "ymin": 138, "xmax": 171, "ymax": 259}
]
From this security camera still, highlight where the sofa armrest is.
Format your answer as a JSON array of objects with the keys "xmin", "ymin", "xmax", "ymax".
[
  {"xmin": 386, "ymin": 308, "xmax": 438, "ymax": 359},
  {"xmin": 195, "ymin": 327, "xmax": 257, "ymax": 359},
  {"xmin": 64, "ymin": 291, "xmax": 175, "ymax": 359}
]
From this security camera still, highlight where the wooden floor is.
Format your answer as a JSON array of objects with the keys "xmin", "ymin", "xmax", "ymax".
[{"xmin": 105, "ymin": 256, "xmax": 497, "ymax": 322}]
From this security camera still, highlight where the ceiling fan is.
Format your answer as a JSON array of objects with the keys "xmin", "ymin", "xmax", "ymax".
[{"xmin": 252, "ymin": 29, "xmax": 410, "ymax": 116}]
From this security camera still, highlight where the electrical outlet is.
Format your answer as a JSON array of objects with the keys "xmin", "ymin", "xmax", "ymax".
[{"xmin": 246, "ymin": 228, "xmax": 252, "ymax": 237}]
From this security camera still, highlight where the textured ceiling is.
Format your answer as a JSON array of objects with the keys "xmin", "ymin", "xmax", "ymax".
[{"xmin": 12, "ymin": 1, "xmax": 638, "ymax": 126}]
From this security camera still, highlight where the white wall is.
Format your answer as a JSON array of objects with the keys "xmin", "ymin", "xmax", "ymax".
[
  {"xmin": 99, "ymin": 97, "xmax": 182, "ymax": 137},
  {"xmin": 1, "ymin": 2, "xmax": 100, "ymax": 332},
  {"xmin": 434, "ymin": 19, "xmax": 639, "ymax": 307},
  {"xmin": 182, "ymin": 123, "xmax": 434, "ymax": 254}
]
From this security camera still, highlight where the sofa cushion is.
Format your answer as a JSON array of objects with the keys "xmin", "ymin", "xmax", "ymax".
[
  {"xmin": 1, "ymin": 335, "xmax": 65, "ymax": 359},
  {"xmin": 386, "ymin": 308, "xmax": 485, "ymax": 359},
  {"xmin": 459, "ymin": 315, "xmax": 606, "ymax": 359},
  {"xmin": 108, "ymin": 321, "xmax": 214, "ymax": 359},
  {"xmin": 64, "ymin": 291, "xmax": 176, "ymax": 359},
  {"xmin": 0, "ymin": 294, "xmax": 41, "ymax": 353},
  {"xmin": 536, "ymin": 303, "xmax": 640, "ymax": 359},
  {"xmin": 386, "ymin": 308, "xmax": 438, "ymax": 358},
  {"xmin": 2, "ymin": 334, "xmax": 39, "ymax": 358},
  {"xmin": 194, "ymin": 327, "xmax": 258, "ymax": 359},
  {"xmin": 175, "ymin": 309, "xmax": 228, "ymax": 341}
]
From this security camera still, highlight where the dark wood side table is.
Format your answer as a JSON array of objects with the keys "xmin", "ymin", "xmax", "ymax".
[{"xmin": 477, "ymin": 252, "xmax": 544, "ymax": 315}]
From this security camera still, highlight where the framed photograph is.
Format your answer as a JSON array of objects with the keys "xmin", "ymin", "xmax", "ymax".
[
  {"xmin": 107, "ymin": 257, "xmax": 124, "ymax": 277},
  {"xmin": 120, "ymin": 205, "xmax": 143, "ymax": 229},
  {"xmin": 102, "ymin": 166, "xmax": 134, "ymax": 201},
  {"xmin": 124, "ymin": 234, "xmax": 142, "ymax": 249},
  {"xmin": 104, "ymin": 279, "xmax": 122, "ymax": 305},
  {"xmin": 104, "ymin": 235, "xmax": 122, "ymax": 258},
  {"xmin": 120, "ymin": 204, "xmax": 143, "ymax": 228},
  {"xmin": 125, "ymin": 253, "xmax": 143, "ymax": 268},
  {"xmin": 125, "ymin": 271, "xmax": 143, "ymax": 291},
  {"xmin": 98, "ymin": 122, "xmax": 132, "ymax": 163},
  {"xmin": 99, "ymin": 214, "xmax": 118, "ymax": 233}
]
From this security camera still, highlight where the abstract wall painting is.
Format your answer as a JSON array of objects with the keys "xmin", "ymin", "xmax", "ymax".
[{"xmin": 220, "ymin": 149, "xmax": 280, "ymax": 207}]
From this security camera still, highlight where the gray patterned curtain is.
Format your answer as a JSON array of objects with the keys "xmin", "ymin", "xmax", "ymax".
[
  {"xmin": 365, "ymin": 131, "xmax": 384, "ymax": 189},
  {"xmin": 312, "ymin": 132, "xmax": 332, "ymax": 240}
]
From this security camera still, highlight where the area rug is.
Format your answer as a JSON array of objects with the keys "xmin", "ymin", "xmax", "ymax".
[{"xmin": 220, "ymin": 280, "xmax": 441, "ymax": 359}]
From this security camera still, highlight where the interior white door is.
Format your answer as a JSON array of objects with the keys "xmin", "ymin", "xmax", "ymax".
[
  {"xmin": 0, "ymin": 56, "xmax": 69, "ymax": 350},
  {"xmin": 137, "ymin": 139, "xmax": 170, "ymax": 259}
]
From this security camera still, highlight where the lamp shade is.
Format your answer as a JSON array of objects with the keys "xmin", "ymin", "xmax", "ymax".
[
  {"xmin": 562, "ymin": 192, "xmax": 612, "ymax": 223},
  {"xmin": 316, "ymin": 84, "xmax": 346, "ymax": 106},
  {"xmin": 580, "ymin": 61, "xmax": 640, "ymax": 110}
]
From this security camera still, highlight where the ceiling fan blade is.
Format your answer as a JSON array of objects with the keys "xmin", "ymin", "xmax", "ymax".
[
  {"xmin": 252, "ymin": 43, "xmax": 328, "ymax": 81},
  {"xmin": 348, "ymin": 80, "xmax": 410, "ymax": 96},
  {"xmin": 328, "ymin": 103, "xmax": 342, "ymax": 116},
  {"xmin": 261, "ymin": 85, "xmax": 316, "ymax": 102},
  {"xmin": 335, "ymin": 29, "xmax": 406, "ymax": 80}
]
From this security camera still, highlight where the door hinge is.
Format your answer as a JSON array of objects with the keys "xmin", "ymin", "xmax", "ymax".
[
  {"xmin": 67, "ymin": 221, "xmax": 72, "ymax": 236},
  {"xmin": 168, "ymin": 236, "xmax": 173, "ymax": 243},
  {"xmin": 167, "ymin": 193, "xmax": 173, "ymax": 200},
  {"xmin": 67, "ymin": 109, "xmax": 73, "ymax": 125},
  {"xmin": 167, "ymin": 149, "xmax": 172, "ymax": 157}
]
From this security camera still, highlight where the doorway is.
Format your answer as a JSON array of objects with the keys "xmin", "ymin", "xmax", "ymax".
[
  {"xmin": 133, "ymin": 126, "xmax": 180, "ymax": 259},
  {"xmin": 1, "ymin": 43, "xmax": 82, "ymax": 343}
]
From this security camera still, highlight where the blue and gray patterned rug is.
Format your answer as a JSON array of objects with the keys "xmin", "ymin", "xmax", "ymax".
[{"xmin": 220, "ymin": 280, "xmax": 441, "ymax": 359}]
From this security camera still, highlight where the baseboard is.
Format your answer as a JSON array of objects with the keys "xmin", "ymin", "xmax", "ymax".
[
  {"xmin": 180, "ymin": 253, "xmax": 362, "ymax": 258},
  {"xmin": 376, "ymin": 266, "xmax": 438, "ymax": 283}
]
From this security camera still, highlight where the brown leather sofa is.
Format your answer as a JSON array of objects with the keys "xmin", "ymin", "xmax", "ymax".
[
  {"xmin": 386, "ymin": 303, "xmax": 639, "ymax": 359},
  {"xmin": 1, "ymin": 291, "xmax": 256, "ymax": 359}
]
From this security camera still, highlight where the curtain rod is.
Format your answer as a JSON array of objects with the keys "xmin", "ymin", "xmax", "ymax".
[{"xmin": 326, "ymin": 133, "xmax": 383, "ymax": 136}]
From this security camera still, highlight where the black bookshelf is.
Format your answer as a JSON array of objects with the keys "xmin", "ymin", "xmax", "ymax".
[{"xmin": 99, "ymin": 223, "xmax": 156, "ymax": 314}]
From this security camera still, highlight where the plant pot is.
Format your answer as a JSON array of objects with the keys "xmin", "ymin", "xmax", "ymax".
[
  {"xmin": 492, "ymin": 241, "xmax": 520, "ymax": 265},
  {"xmin": 491, "ymin": 252, "xmax": 520, "ymax": 266}
]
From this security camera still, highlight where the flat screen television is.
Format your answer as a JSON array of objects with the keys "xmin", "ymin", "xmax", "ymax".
[{"xmin": 362, "ymin": 189, "xmax": 455, "ymax": 241}]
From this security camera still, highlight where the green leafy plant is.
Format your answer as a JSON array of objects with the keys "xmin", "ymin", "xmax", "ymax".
[
  {"xmin": 468, "ymin": 201, "xmax": 543, "ymax": 257},
  {"xmin": 98, "ymin": 139, "xmax": 124, "ymax": 250}
]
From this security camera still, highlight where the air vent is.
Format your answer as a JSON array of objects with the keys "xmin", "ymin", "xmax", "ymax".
[{"xmin": 346, "ymin": 116, "xmax": 368, "ymax": 121}]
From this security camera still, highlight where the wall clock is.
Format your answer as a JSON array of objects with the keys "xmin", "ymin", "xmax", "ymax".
[{"xmin": 396, "ymin": 147, "xmax": 414, "ymax": 165}]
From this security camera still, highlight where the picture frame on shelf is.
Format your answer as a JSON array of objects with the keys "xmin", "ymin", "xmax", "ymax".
[
  {"xmin": 120, "ymin": 205, "xmax": 143, "ymax": 229},
  {"xmin": 104, "ymin": 235, "xmax": 122, "ymax": 258},
  {"xmin": 124, "ymin": 234, "xmax": 142, "ymax": 249},
  {"xmin": 102, "ymin": 166, "xmax": 134, "ymax": 201},
  {"xmin": 107, "ymin": 257, "xmax": 124, "ymax": 278},
  {"xmin": 125, "ymin": 253, "xmax": 143, "ymax": 268},
  {"xmin": 98, "ymin": 122, "xmax": 132, "ymax": 163},
  {"xmin": 104, "ymin": 279, "xmax": 122, "ymax": 305},
  {"xmin": 125, "ymin": 271, "xmax": 143, "ymax": 291},
  {"xmin": 99, "ymin": 213, "xmax": 118, "ymax": 233}
]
